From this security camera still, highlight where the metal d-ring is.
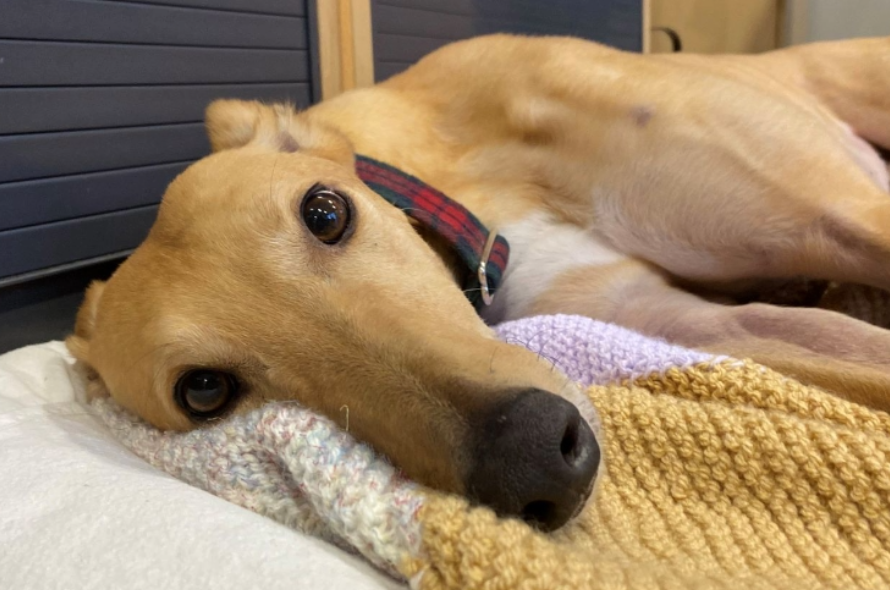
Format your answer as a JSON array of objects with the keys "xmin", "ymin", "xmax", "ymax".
[{"xmin": 477, "ymin": 230, "xmax": 498, "ymax": 306}]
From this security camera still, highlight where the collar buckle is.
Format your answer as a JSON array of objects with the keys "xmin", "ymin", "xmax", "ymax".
[{"xmin": 477, "ymin": 230, "xmax": 499, "ymax": 306}]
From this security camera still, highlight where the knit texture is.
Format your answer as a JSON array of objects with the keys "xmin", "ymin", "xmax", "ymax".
[
  {"xmin": 92, "ymin": 314, "xmax": 890, "ymax": 589},
  {"xmin": 94, "ymin": 398, "xmax": 423, "ymax": 577}
]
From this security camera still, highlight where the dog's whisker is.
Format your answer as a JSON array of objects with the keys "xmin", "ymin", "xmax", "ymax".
[
  {"xmin": 340, "ymin": 404, "xmax": 350, "ymax": 432},
  {"xmin": 530, "ymin": 331, "xmax": 561, "ymax": 372},
  {"xmin": 488, "ymin": 342, "xmax": 499, "ymax": 374},
  {"xmin": 504, "ymin": 330, "xmax": 561, "ymax": 372},
  {"xmin": 268, "ymin": 153, "xmax": 280, "ymax": 200}
]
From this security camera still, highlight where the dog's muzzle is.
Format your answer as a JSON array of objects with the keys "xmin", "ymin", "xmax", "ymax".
[{"xmin": 466, "ymin": 388, "xmax": 601, "ymax": 532}]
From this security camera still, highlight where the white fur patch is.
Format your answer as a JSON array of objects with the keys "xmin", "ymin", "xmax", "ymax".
[
  {"xmin": 841, "ymin": 123, "xmax": 889, "ymax": 191},
  {"xmin": 483, "ymin": 212, "xmax": 625, "ymax": 323}
]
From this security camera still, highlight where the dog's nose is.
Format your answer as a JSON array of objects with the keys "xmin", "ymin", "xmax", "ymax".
[{"xmin": 466, "ymin": 389, "xmax": 600, "ymax": 532}]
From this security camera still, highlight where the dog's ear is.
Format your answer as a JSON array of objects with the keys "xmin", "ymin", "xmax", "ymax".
[
  {"xmin": 205, "ymin": 99, "xmax": 355, "ymax": 167},
  {"xmin": 205, "ymin": 99, "xmax": 269, "ymax": 152},
  {"xmin": 65, "ymin": 281, "xmax": 110, "ymax": 400}
]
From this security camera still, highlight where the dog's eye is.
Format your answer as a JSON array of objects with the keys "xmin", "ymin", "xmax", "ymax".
[
  {"xmin": 175, "ymin": 370, "xmax": 239, "ymax": 418},
  {"xmin": 301, "ymin": 187, "xmax": 351, "ymax": 244}
]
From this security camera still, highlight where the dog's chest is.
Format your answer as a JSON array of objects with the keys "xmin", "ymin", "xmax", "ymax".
[{"xmin": 481, "ymin": 211, "xmax": 625, "ymax": 324}]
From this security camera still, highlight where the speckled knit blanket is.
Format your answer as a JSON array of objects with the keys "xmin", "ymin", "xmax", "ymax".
[{"xmin": 93, "ymin": 314, "xmax": 890, "ymax": 589}]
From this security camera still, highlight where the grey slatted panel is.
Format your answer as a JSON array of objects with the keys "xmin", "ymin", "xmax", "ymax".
[
  {"xmin": 374, "ymin": 34, "xmax": 454, "ymax": 64},
  {"xmin": 0, "ymin": 258, "xmax": 121, "ymax": 353},
  {"xmin": 0, "ymin": 41, "xmax": 309, "ymax": 87},
  {"xmin": 375, "ymin": 62, "xmax": 411, "ymax": 83},
  {"xmin": 0, "ymin": 124, "xmax": 208, "ymax": 183},
  {"xmin": 374, "ymin": 5, "xmax": 476, "ymax": 39},
  {"xmin": 371, "ymin": 0, "xmax": 642, "ymax": 81},
  {"xmin": 0, "ymin": 83, "xmax": 311, "ymax": 134},
  {"xmin": 0, "ymin": 0, "xmax": 314, "ymax": 281},
  {"xmin": 0, "ymin": 206, "xmax": 159, "ymax": 279},
  {"xmin": 380, "ymin": 0, "xmax": 625, "ymax": 23},
  {"xmin": 0, "ymin": 0, "xmax": 306, "ymax": 49},
  {"xmin": 112, "ymin": 0, "xmax": 305, "ymax": 16},
  {"xmin": 377, "ymin": 0, "xmax": 475, "ymax": 11},
  {"xmin": 0, "ymin": 163, "xmax": 189, "ymax": 231}
]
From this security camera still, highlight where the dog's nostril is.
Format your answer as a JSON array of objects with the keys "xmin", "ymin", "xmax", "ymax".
[
  {"xmin": 521, "ymin": 500, "xmax": 558, "ymax": 527},
  {"xmin": 560, "ymin": 418, "xmax": 581, "ymax": 466}
]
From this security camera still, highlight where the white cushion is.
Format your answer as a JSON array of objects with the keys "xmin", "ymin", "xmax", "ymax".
[{"xmin": 0, "ymin": 342, "xmax": 404, "ymax": 590}]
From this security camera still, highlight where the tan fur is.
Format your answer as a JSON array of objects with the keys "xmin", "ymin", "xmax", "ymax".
[{"xmin": 67, "ymin": 35, "xmax": 890, "ymax": 496}]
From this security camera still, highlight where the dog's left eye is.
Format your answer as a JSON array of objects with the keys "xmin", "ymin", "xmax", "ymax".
[
  {"xmin": 301, "ymin": 186, "xmax": 351, "ymax": 244},
  {"xmin": 175, "ymin": 370, "xmax": 239, "ymax": 418}
]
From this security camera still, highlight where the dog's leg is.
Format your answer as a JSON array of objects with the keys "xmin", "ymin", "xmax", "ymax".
[
  {"xmin": 756, "ymin": 37, "xmax": 890, "ymax": 149},
  {"xmin": 584, "ymin": 124, "xmax": 890, "ymax": 295},
  {"xmin": 456, "ymin": 38, "xmax": 890, "ymax": 292},
  {"xmin": 530, "ymin": 260, "xmax": 890, "ymax": 411},
  {"xmin": 571, "ymin": 47, "xmax": 890, "ymax": 293}
]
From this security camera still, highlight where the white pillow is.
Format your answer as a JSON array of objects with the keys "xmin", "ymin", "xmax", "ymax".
[{"xmin": 0, "ymin": 342, "xmax": 404, "ymax": 590}]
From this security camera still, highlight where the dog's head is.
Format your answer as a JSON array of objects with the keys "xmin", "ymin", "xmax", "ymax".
[{"xmin": 67, "ymin": 100, "xmax": 600, "ymax": 531}]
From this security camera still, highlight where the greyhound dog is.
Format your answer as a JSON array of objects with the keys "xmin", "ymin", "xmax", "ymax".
[{"xmin": 67, "ymin": 35, "xmax": 890, "ymax": 531}]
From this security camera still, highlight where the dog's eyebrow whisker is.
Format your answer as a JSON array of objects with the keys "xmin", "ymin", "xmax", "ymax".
[
  {"xmin": 268, "ymin": 153, "xmax": 280, "ymax": 200},
  {"xmin": 501, "ymin": 333, "xmax": 559, "ymax": 372},
  {"xmin": 488, "ymin": 343, "xmax": 499, "ymax": 374},
  {"xmin": 340, "ymin": 404, "xmax": 350, "ymax": 431},
  {"xmin": 509, "ymin": 328, "xmax": 561, "ymax": 372}
]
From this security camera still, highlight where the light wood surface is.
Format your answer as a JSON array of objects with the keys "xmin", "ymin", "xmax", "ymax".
[
  {"xmin": 648, "ymin": 0, "xmax": 782, "ymax": 54},
  {"xmin": 316, "ymin": 0, "xmax": 374, "ymax": 100}
]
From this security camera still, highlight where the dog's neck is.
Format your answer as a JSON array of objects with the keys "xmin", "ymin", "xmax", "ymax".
[
  {"xmin": 410, "ymin": 221, "xmax": 465, "ymax": 285},
  {"xmin": 355, "ymin": 155, "xmax": 510, "ymax": 310}
]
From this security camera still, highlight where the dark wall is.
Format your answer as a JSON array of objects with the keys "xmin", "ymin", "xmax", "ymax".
[
  {"xmin": 0, "ymin": 0, "xmax": 314, "ymax": 284},
  {"xmin": 0, "ymin": 0, "xmax": 315, "ymax": 352},
  {"xmin": 371, "ymin": 0, "xmax": 643, "ymax": 82},
  {"xmin": 0, "ymin": 260, "xmax": 123, "ymax": 354}
]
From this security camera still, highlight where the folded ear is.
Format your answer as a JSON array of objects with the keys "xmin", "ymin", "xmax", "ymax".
[
  {"xmin": 65, "ymin": 280, "xmax": 110, "ymax": 400},
  {"xmin": 205, "ymin": 99, "xmax": 274, "ymax": 152},
  {"xmin": 204, "ymin": 99, "xmax": 355, "ymax": 166}
]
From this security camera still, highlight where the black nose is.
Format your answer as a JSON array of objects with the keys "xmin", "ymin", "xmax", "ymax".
[{"xmin": 466, "ymin": 389, "xmax": 600, "ymax": 532}]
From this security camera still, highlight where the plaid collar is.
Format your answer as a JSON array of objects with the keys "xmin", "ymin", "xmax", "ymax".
[{"xmin": 355, "ymin": 155, "xmax": 509, "ymax": 310}]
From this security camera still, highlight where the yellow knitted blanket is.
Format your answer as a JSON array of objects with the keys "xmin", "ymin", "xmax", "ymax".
[{"xmin": 405, "ymin": 360, "xmax": 890, "ymax": 590}]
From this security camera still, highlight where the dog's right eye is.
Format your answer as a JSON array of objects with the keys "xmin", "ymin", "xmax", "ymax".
[
  {"xmin": 175, "ymin": 370, "xmax": 239, "ymax": 418},
  {"xmin": 301, "ymin": 186, "xmax": 351, "ymax": 244}
]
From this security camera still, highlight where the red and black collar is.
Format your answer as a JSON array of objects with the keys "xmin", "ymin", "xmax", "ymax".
[{"xmin": 355, "ymin": 155, "xmax": 509, "ymax": 310}]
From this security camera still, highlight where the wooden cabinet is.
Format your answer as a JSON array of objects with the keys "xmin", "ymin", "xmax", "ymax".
[{"xmin": 646, "ymin": 0, "xmax": 782, "ymax": 54}]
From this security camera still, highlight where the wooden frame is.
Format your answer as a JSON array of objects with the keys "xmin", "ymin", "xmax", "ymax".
[
  {"xmin": 778, "ymin": 0, "xmax": 809, "ymax": 46},
  {"xmin": 316, "ymin": 0, "xmax": 374, "ymax": 100},
  {"xmin": 643, "ymin": 0, "xmax": 793, "ymax": 53},
  {"xmin": 642, "ymin": 0, "xmax": 651, "ymax": 53}
]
